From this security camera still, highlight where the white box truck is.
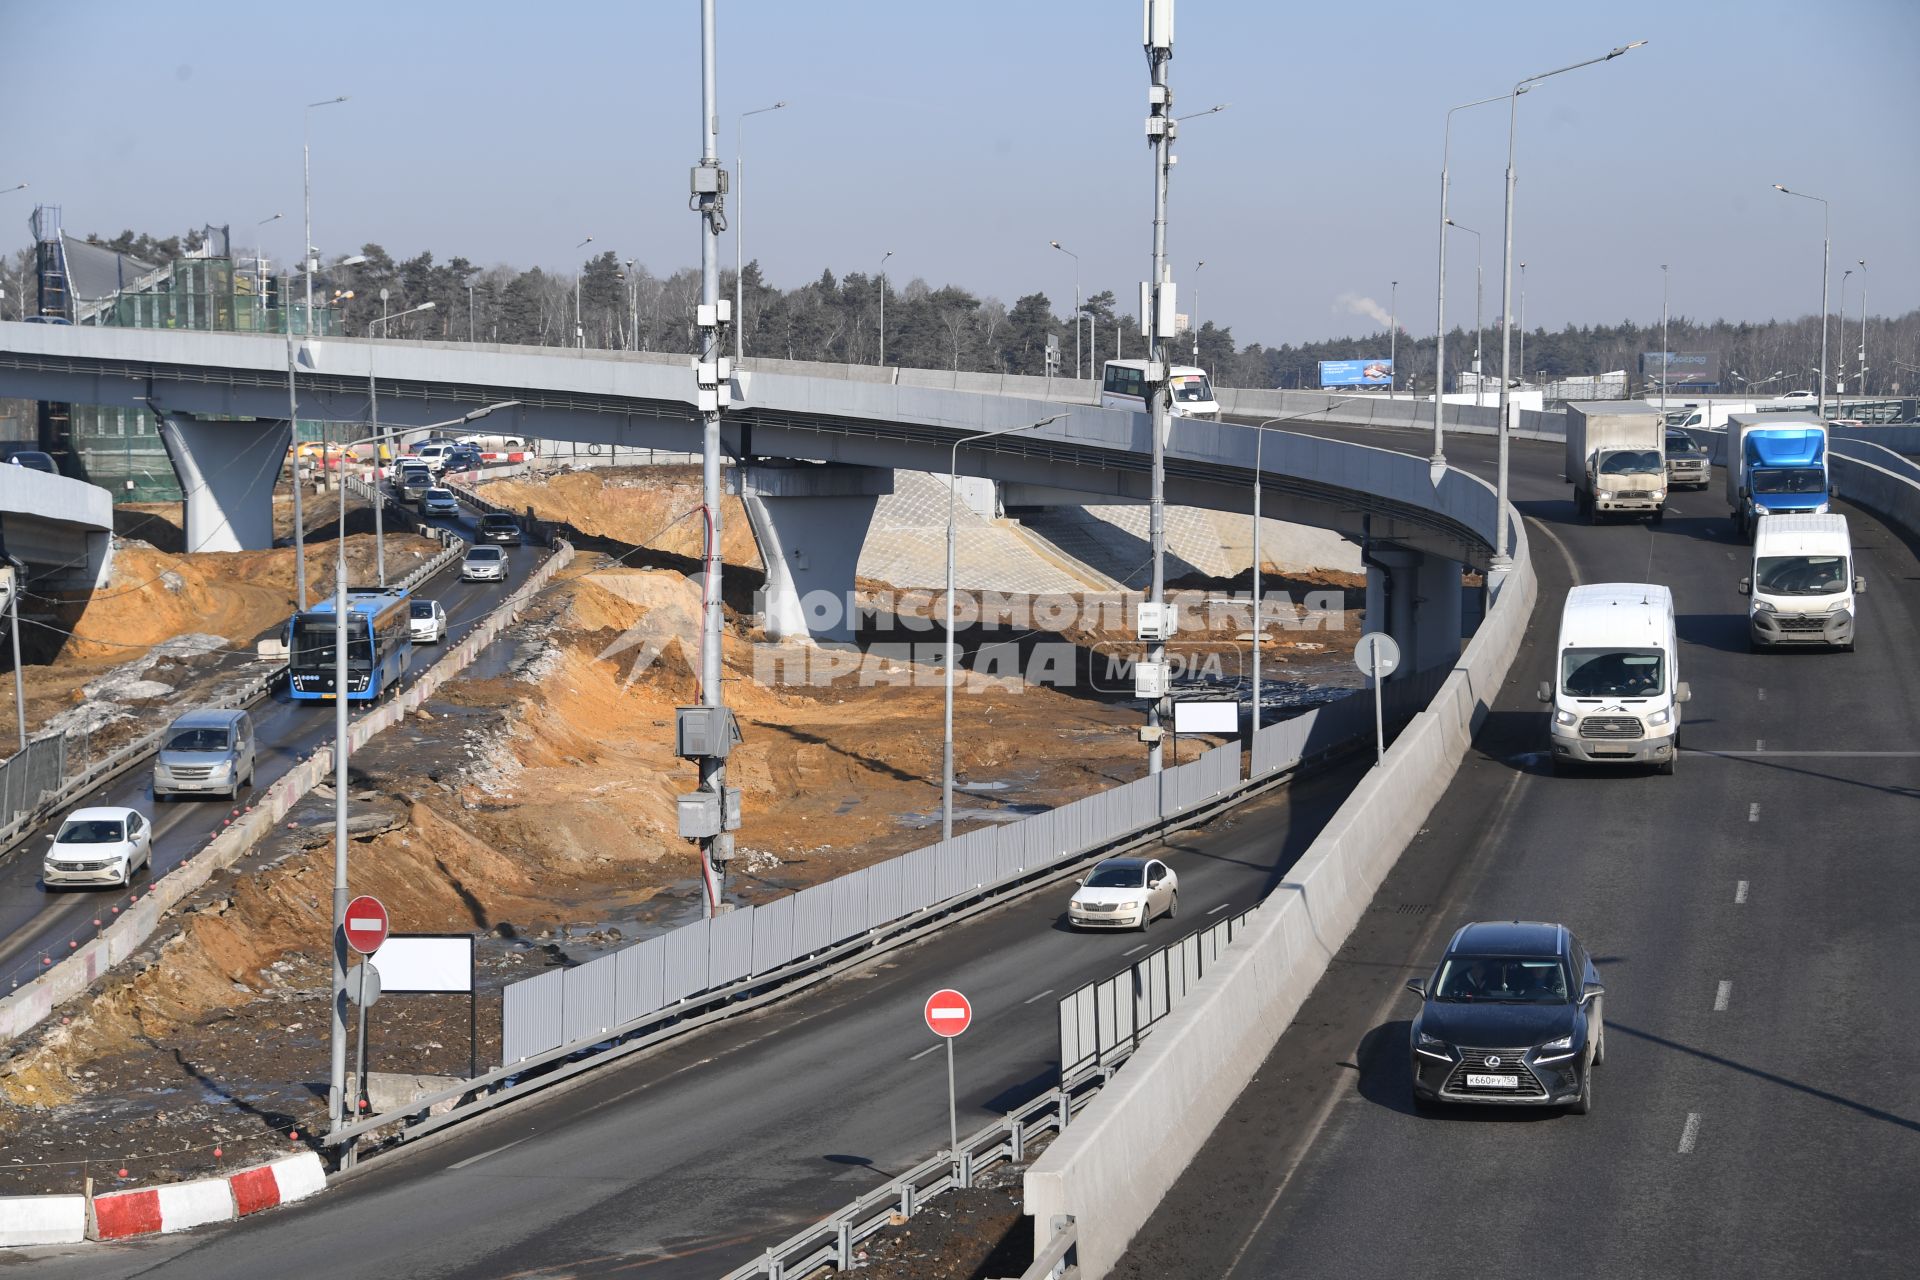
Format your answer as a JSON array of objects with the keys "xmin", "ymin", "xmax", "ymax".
[
  {"xmin": 1737, "ymin": 513, "xmax": 1864, "ymax": 651},
  {"xmin": 1564, "ymin": 402, "xmax": 1668, "ymax": 523},
  {"xmin": 1537, "ymin": 583, "xmax": 1691, "ymax": 775},
  {"xmin": 1724, "ymin": 414, "xmax": 1830, "ymax": 540}
]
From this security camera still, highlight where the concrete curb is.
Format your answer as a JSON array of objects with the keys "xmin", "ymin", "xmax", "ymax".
[
  {"xmin": 0, "ymin": 543, "xmax": 575, "ymax": 1050},
  {"xmin": 1023, "ymin": 520, "xmax": 1538, "ymax": 1279},
  {"xmin": 58, "ymin": 1151, "xmax": 327, "ymax": 1243},
  {"xmin": 0, "ymin": 1193, "xmax": 87, "ymax": 1246}
]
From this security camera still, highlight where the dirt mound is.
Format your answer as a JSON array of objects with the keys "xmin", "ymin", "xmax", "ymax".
[{"xmin": 477, "ymin": 468, "xmax": 762, "ymax": 570}]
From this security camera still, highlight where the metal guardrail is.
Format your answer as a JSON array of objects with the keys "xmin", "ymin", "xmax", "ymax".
[
  {"xmin": 719, "ymin": 1067, "xmax": 1116, "ymax": 1280},
  {"xmin": 1058, "ymin": 907, "xmax": 1259, "ymax": 1081},
  {"xmin": 999, "ymin": 1216, "xmax": 1078, "ymax": 1280}
]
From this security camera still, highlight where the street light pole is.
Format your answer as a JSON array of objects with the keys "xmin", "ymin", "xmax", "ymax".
[
  {"xmin": 1143, "ymin": 1, "xmax": 1177, "ymax": 776},
  {"xmin": 1772, "ymin": 185, "xmax": 1830, "ymax": 420},
  {"xmin": 302, "ymin": 96, "xmax": 347, "ymax": 337},
  {"xmin": 1194, "ymin": 260, "xmax": 1206, "ymax": 366},
  {"xmin": 1838, "ymin": 268, "xmax": 1853, "ymax": 394},
  {"xmin": 1856, "ymin": 258, "xmax": 1868, "ymax": 397},
  {"xmin": 1432, "ymin": 91, "xmax": 1508, "ymax": 480},
  {"xmin": 8, "ymin": 556, "xmax": 25, "ymax": 752},
  {"xmin": 943, "ymin": 414, "xmax": 1064, "ymax": 839},
  {"xmin": 1445, "ymin": 219, "xmax": 1482, "ymax": 406},
  {"xmin": 1049, "ymin": 241, "xmax": 1080, "ymax": 382},
  {"xmin": 1492, "ymin": 40, "xmax": 1647, "ymax": 584},
  {"xmin": 368, "ymin": 299, "xmax": 437, "ymax": 587},
  {"xmin": 1518, "ymin": 261, "xmax": 1528, "ymax": 386},
  {"xmin": 1660, "ymin": 263, "xmax": 1669, "ymax": 416},
  {"xmin": 283, "ymin": 270, "xmax": 309, "ymax": 612},
  {"xmin": 1387, "ymin": 279, "xmax": 1397, "ymax": 392},
  {"xmin": 573, "ymin": 236, "xmax": 593, "ymax": 349},
  {"xmin": 735, "ymin": 101, "xmax": 788, "ymax": 362},
  {"xmin": 875, "ymin": 250, "xmax": 893, "ymax": 366}
]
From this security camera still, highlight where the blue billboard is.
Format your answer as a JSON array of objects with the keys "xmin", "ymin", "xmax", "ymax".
[{"xmin": 1319, "ymin": 358, "xmax": 1394, "ymax": 388}]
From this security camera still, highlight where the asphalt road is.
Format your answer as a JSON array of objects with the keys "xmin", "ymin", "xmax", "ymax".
[
  {"xmin": 21, "ymin": 748, "xmax": 1374, "ymax": 1278},
  {"xmin": 0, "ymin": 504, "xmax": 545, "ymax": 993},
  {"xmin": 1115, "ymin": 426, "xmax": 1920, "ymax": 1279}
]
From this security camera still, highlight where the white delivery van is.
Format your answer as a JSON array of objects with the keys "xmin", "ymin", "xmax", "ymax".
[
  {"xmin": 1537, "ymin": 583, "xmax": 1691, "ymax": 776},
  {"xmin": 1738, "ymin": 513, "xmax": 1864, "ymax": 651}
]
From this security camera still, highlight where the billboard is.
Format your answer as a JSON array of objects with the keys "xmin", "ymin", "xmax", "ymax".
[
  {"xmin": 1640, "ymin": 351, "xmax": 1721, "ymax": 389},
  {"xmin": 1319, "ymin": 358, "xmax": 1394, "ymax": 388}
]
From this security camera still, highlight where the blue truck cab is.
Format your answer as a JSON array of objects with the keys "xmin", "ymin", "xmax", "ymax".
[{"xmin": 1725, "ymin": 414, "xmax": 1828, "ymax": 541}]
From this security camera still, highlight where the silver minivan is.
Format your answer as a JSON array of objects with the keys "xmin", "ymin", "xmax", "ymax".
[{"xmin": 153, "ymin": 708, "xmax": 256, "ymax": 801}]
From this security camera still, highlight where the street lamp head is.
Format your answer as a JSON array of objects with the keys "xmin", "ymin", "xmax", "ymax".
[
  {"xmin": 416, "ymin": 301, "xmax": 436, "ymax": 312},
  {"xmin": 335, "ymin": 254, "xmax": 369, "ymax": 268},
  {"xmin": 258, "ymin": 211, "xmax": 284, "ymax": 225},
  {"xmin": 1608, "ymin": 40, "xmax": 1649, "ymax": 58},
  {"xmin": 576, "ymin": 236, "xmax": 594, "ymax": 249},
  {"xmin": 1772, "ymin": 183, "xmax": 1790, "ymax": 193}
]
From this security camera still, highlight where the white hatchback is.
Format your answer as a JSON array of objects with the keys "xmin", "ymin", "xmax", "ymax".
[
  {"xmin": 1068, "ymin": 857, "xmax": 1178, "ymax": 930},
  {"xmin": 44, "ymin": 806, "xmax": 153, "ymax": 888},
  {"xmin": 409, "ymin": 598, "xmax": 447, "ymax": 643}
]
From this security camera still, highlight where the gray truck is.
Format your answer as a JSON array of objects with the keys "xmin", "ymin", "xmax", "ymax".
[{"xmin": 1564, "ymin": 402, "xmax": 1668, "ymax": 523}]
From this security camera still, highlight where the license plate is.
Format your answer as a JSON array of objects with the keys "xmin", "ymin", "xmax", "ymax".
[{"xmin": 1466, "ymin": 1073, "xmax": 1519, "ymax": 1089}]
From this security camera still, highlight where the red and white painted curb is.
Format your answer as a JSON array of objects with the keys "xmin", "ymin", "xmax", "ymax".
[{"xmin": 0, "ymin": 1152, "xmax": 326, "ymax": 1247}]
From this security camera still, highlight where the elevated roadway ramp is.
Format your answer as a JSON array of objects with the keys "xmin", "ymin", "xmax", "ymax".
[{"xmin": 0, "ymin": 464, "xmax": 113, "ymax": 593}]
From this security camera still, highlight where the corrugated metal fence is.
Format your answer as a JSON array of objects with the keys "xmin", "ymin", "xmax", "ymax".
[
  {"xmin": 0, "ymin": 735, "xmax": 67, "ymax": 826},
  {"xmin": 1058, "ymin": 906, "xmax": 1259, "ymax": 1081},
  {"xmin": 499, "ymin": 664, "xmax": 1457, "ymax": 1067}
]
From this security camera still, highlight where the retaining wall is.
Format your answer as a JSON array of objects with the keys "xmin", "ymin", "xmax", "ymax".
[{"xmin": 1023, "ymin": 523, "xmax": 1537, "ymax": 1278}]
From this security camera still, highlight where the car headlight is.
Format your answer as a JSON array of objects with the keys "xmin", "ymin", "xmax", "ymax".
[
  {"xmin": 1534, "ymin": 1034, "xmax": 1577, "ymax": 1063},
  {"xmin": 1813, "ymin": 502, "xmax": 1830, "ymax": 515},
  {"xmin": 1753, "ymin": 599, "xmax": 1775, "ymax": 614},
  {"xmin": 1553, "ymin": 709, "xmax": 1576, "ymax": 727},
  {"xmin": 1416, "ymin": 1031, "xmax": 1452, "ymax": 1059},
  {"xmin": 1648, "ymin": 708, "xmax": 1670, "ymax": 727}
]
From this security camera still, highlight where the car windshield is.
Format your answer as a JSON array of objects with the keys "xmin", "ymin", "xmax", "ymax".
[
  {"xmin": 1599, "ymin": 449, "xmax": 1663, "ymax": 476},
  {"xmin": 482, "ymin": 516, "xmax": 516, "ymax": 529},
  {"xmin": 409, "ymin": 601, "xmax": 434, "ymax": 618},
  {"xmin": 466, "ymin": 547, "xmax": 502, "ymax": 562},
  {"xmin": 57, "ymin": 819, "xmax": 125, "ymax": 844},
  {"xmin": 1432, "ymin": 955, "xmax": 1570, "ymax": 1003},
  {"xmin": 1665, "ymin": 435, "xmax": 1696, "ymax": 455},
  {"xmin": 427, "ymin": 489, "xmax": 452, "ymax": 500},
  {"xmin": 1755, "ymin": 554, "xmax": 1847, "ymax": 596},
  {"xmin": 1561, "ymin": 647, "xmax": 1665, "ymax": 698},
  {"xmin": 1752, "ymin": 468, "xmax": 1825, "ymax": 494},
  {"xmin": 1170, "ymin": 375, "xmax": 1214, "ymax": 403},
  {"xmin": 1085, "ymin": 863, "xmax": 1146, "ymax": 889},
  {"xmin": 166, "ymin": 728, "xmax": 230, "ymax": 752}
]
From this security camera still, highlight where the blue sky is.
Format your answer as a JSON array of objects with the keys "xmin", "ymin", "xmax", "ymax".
[{"xmin": 4, "ymin": 0, "xmax": 1915, "ymax": 347}]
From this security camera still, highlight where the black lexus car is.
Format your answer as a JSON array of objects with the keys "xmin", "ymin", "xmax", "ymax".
[
  {"xmin": 1405, "ymin": 920, "xmax": 1605, "ymax": 1113},
  {"xmin": 478, "ymin": 513, "xmax": 523, "ymax": 545}
]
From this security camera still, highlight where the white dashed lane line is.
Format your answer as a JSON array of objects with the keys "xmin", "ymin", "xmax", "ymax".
[
  {"xmin": 1678, "ymin": 1112, "xmax": 1703, "ymax": 1154},
  {"xmin": 1021, "ymin": 988, "xmax": 1055, "ymax": 1005},
  {"xmin": 1748, "ymin": 803, "xmax": 1760, "ymax": 823},
  {"xmin": 1714, "ymin": 980, "xmax": 1733, "ymax": 1012},
  {"xmin": 1735, "ymin": 880, "xmax": 1749, "ymax": 904}
]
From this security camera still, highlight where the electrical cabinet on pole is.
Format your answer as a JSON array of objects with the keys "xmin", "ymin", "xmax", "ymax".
[
  {"xmin": 683, "ymin": 0, "xmax": 741, "ymax": 916},
  {"xmin": 1138, "ymin": 0, "xmax": 1177, "ymax": 775}
]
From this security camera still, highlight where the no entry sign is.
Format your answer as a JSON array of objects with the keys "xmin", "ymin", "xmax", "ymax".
[
  {"xmin": 343, "ymin": 895, "xmax": 390, "ymax": 956},
  {"xmin": 924, "ymin": 989, "xmax": 972, "ymax": 1038}
]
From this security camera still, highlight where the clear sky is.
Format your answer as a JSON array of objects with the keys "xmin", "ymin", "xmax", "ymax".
[{"xmin": 4, "ymin": 0, "xmax": 1915, "ymax": 347}]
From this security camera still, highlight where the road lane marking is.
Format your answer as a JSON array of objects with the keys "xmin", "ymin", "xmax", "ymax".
[
  {"xmin": 449, "ymin": 1136, "xmax": 530, "ymax": 1170},
  {"xmin": 1756, "ymin": 738, "xmax": 1765, "ymax": 752},
  {"xmin": 1208, "ymin": 903, "xmax": 1232, "ymax": 915},
  {"xmin": 1714, "ymin": 981, "xmax": 1732, "ymax": 1012},
  {"xmin": 907, "ymin": 1043, "xmax": 941, "ymax": 1062},
  {"xmin": 1748, "ymin": 803, "xmax": 1760, "ymax": 823},
  {"xmin": 1756, "ymin": 687, "xmax": 1766, "ymax": 701},
  {"xmin": 1735, "ymin": 880, "xmax": 1749, "ymax": 904},
  {"xmin": 1022, "ymin": 988, "xmax": 1055, "ymax": 1005},
  {"xmin": 1684, "ymin": 750, "xmax": 1920, "ymax": 758},
  {"xmin": 1678, "ymin": 1112, "xmax": 1702, "ymax": 1153},
  {"xmin": 1524, "ymin": 515, "xmax": 1583, "ymax": 588},
  {"xmin": 1123, "ymin": 943, "xmax": 1150, "ymax": 956}
]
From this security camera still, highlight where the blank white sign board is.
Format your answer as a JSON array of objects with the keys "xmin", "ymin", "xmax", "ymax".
[{"xmin": 368, "ymin": 935, "xmax": 474, "ymax": 994}]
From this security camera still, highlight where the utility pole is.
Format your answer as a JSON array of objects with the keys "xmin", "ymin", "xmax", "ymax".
[
  {"xmin": 689, "ymin": 0, "xmax": 735, "ymax": 914},
  {"xmin": 1388, "ymin": 279, "xmax": 1397, "ymax": 392},
  {"xmin": 325, "ymin": 459, "xmax": 350, "ymax": 1144},
  {"xmin": 1142, "ymin": 0, "xmax": 1176, "ymax": 776},
  {"xmin": 1518, "ymin": 261, "xmax": 1527, "ymax": 386},
  {"xmin": 284, "ymin": 270, "xmax": 308, "ymax": 611},
  {"xmin": 877, "ymin": 250, "xmax": 893, "ymax": 366},
  {"xmin": 1193, "ymin": 260, "xmax": 1206, "ymax": 365},
  {"xmin": 1857, "ymin": 258, "xmax": 1868, "ymax": 398}
]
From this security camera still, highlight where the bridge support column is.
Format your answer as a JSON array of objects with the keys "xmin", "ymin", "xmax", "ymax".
[
  {"xmin": 153, "ymin": 412, "xmax": 291, "ymax": 553},
  {"xmin": 739, "ymin": 462, "xmax": 894, "ymax": 644},
  {"xmin": 1365, "ymin": 544, "xmax": 1460, "ymax": 680}
]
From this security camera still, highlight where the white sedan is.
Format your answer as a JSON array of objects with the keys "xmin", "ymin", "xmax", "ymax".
[
  {"xmin": 409, "ymin": 598, "xmax": 447, "ymax": 643},
  {"xmin": 1067, "ymin": 856, "xmax": 1178, "ymax": 930},
  {"xmin": 44, "ymin": 806, "xmax": 153, "ymax": 889}
]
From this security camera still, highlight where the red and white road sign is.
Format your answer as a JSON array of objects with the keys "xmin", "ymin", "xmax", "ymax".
[
  {"xmin": 924, "ymin": 988, "xmax": 972, "ymax": 1038},
  {"xmin": 343, "ymin": 895, "xmax": 390, "ymax": 956}
]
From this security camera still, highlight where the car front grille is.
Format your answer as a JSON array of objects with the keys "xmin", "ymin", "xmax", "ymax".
[
  {"xmin": 1775, "ymin": 614, "xmax": 1829, "ymax": 632},
  {"xmin": 1446, "ymin": 1047, "xmax": 1547, "ymax": 1096},
  {"xmin": 1082, "ymin": 902, "xmax": 1118, "ymax": 913},
  {"xmin": 168, "ymin": 765, "xmax": 215, "ymax": 780},
  {"xmin": 54, "ymin": 859, "xmax": 115, "ymax": 872},
  {"xmin": 1579, "ymin": 716, "xmax": 1643, "ymax": 740},
  {"xmin": 1613, "ymin": 489, "xmax": 1655, "ymax": 499}
]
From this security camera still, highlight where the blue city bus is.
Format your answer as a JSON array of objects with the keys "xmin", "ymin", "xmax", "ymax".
[{"xmin": 286, "ymin": 590, "xmax": 414, "ymax": 702}]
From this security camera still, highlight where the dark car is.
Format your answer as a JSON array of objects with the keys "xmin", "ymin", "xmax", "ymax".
[
  {"xmin": 1405, "ymin": 921, "xmax": 1605, "ymax": 1114},
  {"xmin": 443, "ymin": 445, "xmax": 483, "ymax": 473},
  {"xmin": 478, "ymin": 513, "xmax": 522, "ymax": 545},
  {"xmin": 6, "ymin": 451, "xmax": 58, "ymax": 474}
]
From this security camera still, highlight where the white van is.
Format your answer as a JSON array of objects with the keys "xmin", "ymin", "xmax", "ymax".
[
  {"xmin": 1100, "ymin": 360, "xmax": 1219, "ymax": 418},
  {"xmin": 1537, "ymin": 583, "xmax": 1691, "ymax": 775},
  {"xmin": 1738, "ymin": 513, "xmax": 1863, "ymax": 651}
]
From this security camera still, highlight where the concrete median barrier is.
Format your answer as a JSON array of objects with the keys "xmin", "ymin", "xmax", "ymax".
[
  {"xmin": 227, "ymin": 1152, "xmax": 325, "ymax": 1217},
  {"xmin": 1024, "ymin": 522, "xmax": 1537, "ymax": 1278},
  {"xmin": 0, "ymin": 1194, "xmax": 88, "ymax": 1246}
]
